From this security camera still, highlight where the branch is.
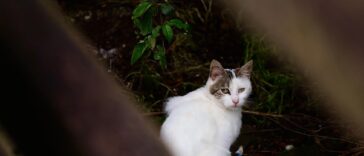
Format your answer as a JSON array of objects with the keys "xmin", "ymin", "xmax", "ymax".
[
  {"xmin": 144, "ymin": 110, "xmax": 283, "ymax": 118},
  {"xmin": 144, "ymin": 112, "xmax": 165, "ymax": 116},
  {"xmin": 267, "ymin": 117, "xmax": 362, "ymax": 146}
]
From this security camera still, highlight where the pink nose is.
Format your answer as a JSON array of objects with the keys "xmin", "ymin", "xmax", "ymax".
[{"xmin": 232, "ymin": 99, "xmax": 239, "ymax": 105}]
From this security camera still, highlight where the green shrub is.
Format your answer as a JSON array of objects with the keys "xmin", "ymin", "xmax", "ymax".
[{"xmin": 131, "ymin": 1, "xmax": 190, "ymax": 69}]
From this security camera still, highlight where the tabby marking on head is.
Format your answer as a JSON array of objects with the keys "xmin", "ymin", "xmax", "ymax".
[{"xmin": 207, "ymin": 59, "xmax": 253, "ymax": 108}]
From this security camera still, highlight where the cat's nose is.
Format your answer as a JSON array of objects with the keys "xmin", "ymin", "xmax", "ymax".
[{"xmin": 232, "ymin": 99, "xmax": 239, "ymax": 104}]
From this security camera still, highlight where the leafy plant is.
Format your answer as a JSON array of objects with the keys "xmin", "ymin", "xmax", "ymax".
[
  {"xmin": 131, "ymin": 1, "xmax": 190, "ymax": 68},
  {"xmin": 242, "ymin": 34, "xmax": 306, "ymax": 114}
]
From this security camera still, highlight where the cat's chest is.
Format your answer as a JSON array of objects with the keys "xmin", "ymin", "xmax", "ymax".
[
  {"xmin": 194, "ymin": 96, "xmax": 242, "ymax": 132},
  {"xmin": 209, "ymin": 107, "xmax": 242, "ymax": 137},
  {"xmin": 208, "ymin": 107, "xmax": 241, "ymax": 148}
]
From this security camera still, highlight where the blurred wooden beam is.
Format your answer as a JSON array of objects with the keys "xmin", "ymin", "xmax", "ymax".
[
  {"xmin": 0, "ymin": 0, "xmax": 170, "ymax": 155},
  {"xmin": 221, "ymin": 0, "xmax": 364, "ymax": 139}
]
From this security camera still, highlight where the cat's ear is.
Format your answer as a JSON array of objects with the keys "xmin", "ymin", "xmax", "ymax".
[
  {"xmin": 210, "ymin": 59, "xmax": 225, "ymax": 81},
  {"xmin": 238, "ymin": 60, "xmax": 253, "ymax": 78}
]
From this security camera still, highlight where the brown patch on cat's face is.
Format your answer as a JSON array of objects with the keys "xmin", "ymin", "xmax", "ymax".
[{"xmin": 209, "ymin": 73, "xmax": 231, "ymax": 99}]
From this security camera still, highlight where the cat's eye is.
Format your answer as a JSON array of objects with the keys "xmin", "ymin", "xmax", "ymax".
[
  {"xmin": 238, "ymin": 88, "xmax": 245, "ymax": 93},
  {"xmin": 220, "ymin": 88, "xmax": 230, "ymax": 94}
]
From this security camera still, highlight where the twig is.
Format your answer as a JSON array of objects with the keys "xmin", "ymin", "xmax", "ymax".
[
  {"xmin": 347, "ymin": 147, "xmax": 364, "ymax": 156},
  {"xmin": 200, "ymin": 0, "xmax": 208, "ymax": 12},
  {"xmin": 267, "ymin": 117, "xmax": 361, "ymax": 146},
  {"xmin": 151, "ymin": 100, "xmax": 163, "ymax": 107},
  {"xmin": 193, "ymin": 8, "xmax": 205, "ymax": 23},
  {"xmin": 242, "ymin": 128, "xmax": 281, "ymax": 134},
  {"xmin": 242, "ymin": 110, "xmax": 283, "ymax": 118},
  {"xmin": 145, "ymin": 112, "xmax": 164, "ymax": 116},
  {"xmin": 166, "ymin": 62, "xmax": 209, "ymax": 75},
  {"xmin": 159, "ymin": 82, "xmax": 175, "ymax": 94}
]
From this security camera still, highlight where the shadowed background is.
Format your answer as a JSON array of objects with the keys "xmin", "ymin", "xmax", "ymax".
[{"xmin": 1, "ymin": 0, "xmax": 364, "ymax": 155}]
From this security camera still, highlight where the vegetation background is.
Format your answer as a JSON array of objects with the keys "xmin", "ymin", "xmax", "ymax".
[{"xmin": 57, "ymin": 0, "xmax": 362, "ymax": 155}]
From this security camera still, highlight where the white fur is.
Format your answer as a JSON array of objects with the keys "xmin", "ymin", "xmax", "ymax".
[{"xmin": 161, "ymin": 74, "xmax": 252, "ymax": 156}]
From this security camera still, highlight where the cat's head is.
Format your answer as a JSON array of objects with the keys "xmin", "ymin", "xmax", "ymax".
[{"xmin": 207, "ymin": 59, "xmax": 253, "ymax": 110}]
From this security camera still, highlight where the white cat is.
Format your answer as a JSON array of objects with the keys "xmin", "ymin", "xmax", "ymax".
[{"xmin": 161, "ymin": 59, "xmax": 253, "ymax": 156}]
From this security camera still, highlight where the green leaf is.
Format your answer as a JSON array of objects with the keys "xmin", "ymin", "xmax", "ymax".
[
  {"xmin": 131, "ymin": 42, "xmax": 148, "ymax": 64},
  {"xmin": 160, "ymin": 55, "xmax": 167, "ymax": 69},
  {"xmin": 137, "ymin": 9, "xmax": 153, "ymax": 35},
  {"xmin": 152, "ymin": 26, "xmax": 161, "ymax": 38},
  {"xmin": 154, "ymin": 45, "xmax": 167, "ymax": 69},
  {"xmin": 162, "ymin": 24, "xmax": 173, "ymax": 43},
  {"xmin": 160, "ymin": 3, "xmax": 174, "ymax": 15},
  {"xmin": 132, "ymin": 2, "xmax": 152, "ymax": 19},
  {"xmin": 153, "ymin": 47, "xmax": 162, "ymax": 60},
  {"xmin": 167, "ymin": 19, "xmax": 188, "ymax": 30},
  {"xmin": 148, "ymin": 36, "xmax": 157, "ymax": 50},
  {"xmin": 133, "ymin": 18, "xmax": 141, "ymax": 28}
]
